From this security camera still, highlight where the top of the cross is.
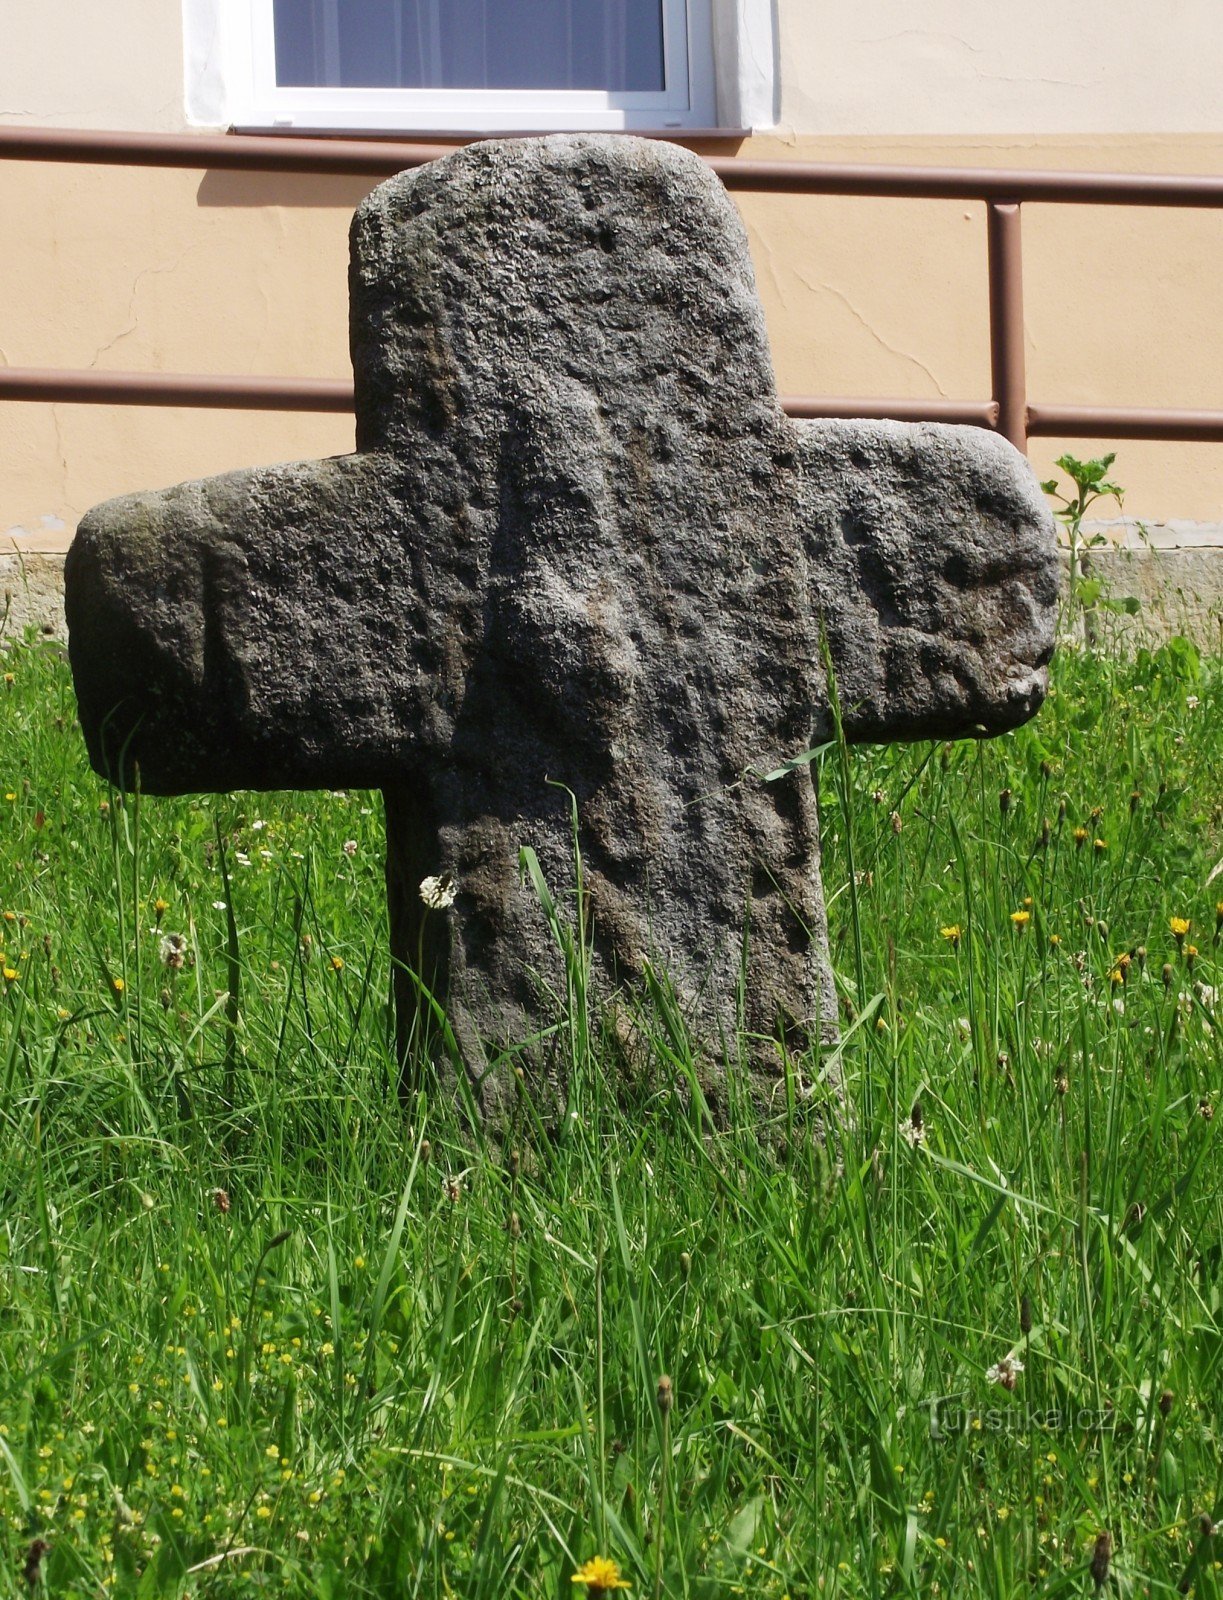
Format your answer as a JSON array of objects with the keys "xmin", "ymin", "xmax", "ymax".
[
  {"xmin": 347, "ymin": 134, "xmax": 780, "ymax": 452},
  {"xmin": 65, "ymin": 129, "xmax": 1057, "ymax": 804}
]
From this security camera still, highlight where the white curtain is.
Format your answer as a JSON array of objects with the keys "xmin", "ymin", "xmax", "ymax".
[{"xmin": 273, "ymin": 0, "xmax": 666, "ymax": 93}]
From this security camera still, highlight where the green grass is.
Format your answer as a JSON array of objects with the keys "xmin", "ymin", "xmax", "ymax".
[{"xmin": 0, "ymin": 628, "xmax": 1220, "ymax": 1599}]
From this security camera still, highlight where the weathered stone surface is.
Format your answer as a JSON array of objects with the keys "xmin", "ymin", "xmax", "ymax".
[{"xmin": 66, "ymin": 134, "xmax": 1058, "ymax": 1109}]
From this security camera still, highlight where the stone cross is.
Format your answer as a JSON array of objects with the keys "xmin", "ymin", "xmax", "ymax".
[{"xmin": 66, "ymin": 135, "xmax": 1057, "ymax": 1113}]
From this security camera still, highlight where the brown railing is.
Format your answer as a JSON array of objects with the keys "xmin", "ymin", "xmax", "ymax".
[{"xmin": 2, "ymin": 124, "xmax": 1222, "ymax": 452}]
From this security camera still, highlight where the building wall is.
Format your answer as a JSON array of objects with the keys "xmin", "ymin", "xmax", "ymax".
[{"xmin": 1, "ymin": 0, "xmax": 1220, "ymax": 554}]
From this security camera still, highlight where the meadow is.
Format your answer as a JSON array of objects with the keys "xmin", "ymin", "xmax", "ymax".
[{"xmin": 0, "ymin": 620, "xmax": 1219, "ymax": 1598}]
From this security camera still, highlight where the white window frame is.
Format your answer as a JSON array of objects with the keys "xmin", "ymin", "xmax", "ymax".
[{"xmin": 205, "ymin": 0, "xmax": 719, "ymax": 132}]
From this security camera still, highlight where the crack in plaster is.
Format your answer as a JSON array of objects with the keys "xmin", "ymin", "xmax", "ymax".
[
  {"xmin": 794, "ymin": 271, "xmax": 950, "ymax": 398},
  {"xmin": 847, "ymin": 29, "xmax": 1099, "ymax": 87},
  {"xmin": 48, "ymin": 403, "xmax": 69, "ymax": 509},
  {"xmin": 747, "ymin": 227, "xmax": 788, "ymax": 310},
  {"xmin": 88, "ymin": 251, "xmax": 197, "ymax": 368}
]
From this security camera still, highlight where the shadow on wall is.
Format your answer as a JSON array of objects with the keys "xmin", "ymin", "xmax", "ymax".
[
  {"xmin": 196, "ymin": 171, "xmax": 377, "ymax": 209},
  {"xmin": 193, "ymin": 138, "xmax": 747, "ymax": 210}
]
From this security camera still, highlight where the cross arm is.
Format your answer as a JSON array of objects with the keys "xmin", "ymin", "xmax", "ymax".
[
  {"xmin": 795, "ymin": 421, "xmax": 1059, "ymax": 744},
  {"xmin": 65, "ymin": 452, "xmax": 444, "ymax": 795}
]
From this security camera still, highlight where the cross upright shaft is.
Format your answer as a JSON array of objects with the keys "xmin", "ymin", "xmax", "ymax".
[{"xmin": 66, "ymin": 135, "xmax": 1058, "ymax": 1111}]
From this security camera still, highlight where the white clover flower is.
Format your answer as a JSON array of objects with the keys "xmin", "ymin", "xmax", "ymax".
[
  {"xmin": 1186, "ymin": 695, "xmax": 1200, "ymax": 710},
  {"xmin": 420, "ymin": 873, "xmax": 457, "ymax": 910},
  {"xmin": 158, "ymin": 933, "xmax": 188, "ymax": 971},
  {"xmin": 212, "ymin": 900, "xmax": 227, "ymax": 912},
  {"xmin": 985, "ymin": 1354, "xmax": 1024, "ymax": 1391},
  {"xmin": 343, "ymin": 840, "xmax": 358, "ymax": 858}
]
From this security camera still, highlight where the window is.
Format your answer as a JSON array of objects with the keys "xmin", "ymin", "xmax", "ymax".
[{"xmin": 207, "ymin": 0, "xmax": 723, "ymax": 132}]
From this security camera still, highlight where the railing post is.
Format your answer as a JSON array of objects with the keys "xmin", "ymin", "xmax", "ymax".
[{"xmin": 987, "ymin": 201, "xmax": 1028, "ymax": 453}]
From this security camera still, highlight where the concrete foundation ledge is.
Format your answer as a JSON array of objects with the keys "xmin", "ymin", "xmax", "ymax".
[
  {"xmin": 1, "ymin": 531, "xmax": 73, "ymax": 643},
  {"xmin": 1072, "ymin": 520, "xmax": 1223, "ymax": 651}
]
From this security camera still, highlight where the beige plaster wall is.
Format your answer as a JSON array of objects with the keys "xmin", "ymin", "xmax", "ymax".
[
  {"xmin": 0, "ymin": 0, "xmax": 188, "ymax": 132},
  {"xmin": 5, "ymin": 0, "xmax": 1221, "ymax": 138},
  {"xmin": 1, "ymin": 0, "xmax": 1220, "ymax": 551},
  {"xmin": 775, "ymin": 0, "xmax": 1223, "ymax": 137}
]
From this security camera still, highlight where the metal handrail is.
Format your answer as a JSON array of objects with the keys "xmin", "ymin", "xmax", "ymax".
[{"xmin": 3, "ymin": 125, "xmax": 1222, "ymax": 449}]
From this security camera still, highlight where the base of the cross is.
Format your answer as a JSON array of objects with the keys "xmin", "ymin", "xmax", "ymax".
[{"xmin": 383, "ymin": 772, "xmax": 844, "ymax": 1121}]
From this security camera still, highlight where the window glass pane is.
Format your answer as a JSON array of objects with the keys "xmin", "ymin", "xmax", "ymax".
[{"xmin": 273, "ymin": 0, "xmax": 666, "ymax": 92}]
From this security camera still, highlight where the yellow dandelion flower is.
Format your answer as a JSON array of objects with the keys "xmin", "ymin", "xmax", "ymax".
[
  {"xmin": 1048, "ymin": 933, "xmax": 1062, "ymax": 947},
  {"xmin": 940, "ymin": 924, "xmax": 962, "ymax": 948},
  {"xmin": 1171, "ymin": 917, "xmax": 1191, "ymax": 941},
  {"xmin": 1010, "ymin": 910, "xmax": 1031, "ymax": 929},
  {"xmin": 330, "ymin": 955, "xmax": 344, "ymax": 972},
  {"xmin": 1073, "ymin": 827, "xmax": 1089, "ymax": 848},
  {"xmin": 255, "ymin": 1504, "xmax": 273, "ymax": 1519},
  {"xmin": 112, "ymin": 977, "xmax": 125, "ymax": 994},
  {"xmin": 572, "ymin": 1557, "xmax": 631, "ymax": 1592},
  {"xmin": 1093, "ymin": 838, "xmax": 1108, "ymax": 853},
  {"xmin": 2, "ymin": 967, "xmax": 18, "ymax": 983}
]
